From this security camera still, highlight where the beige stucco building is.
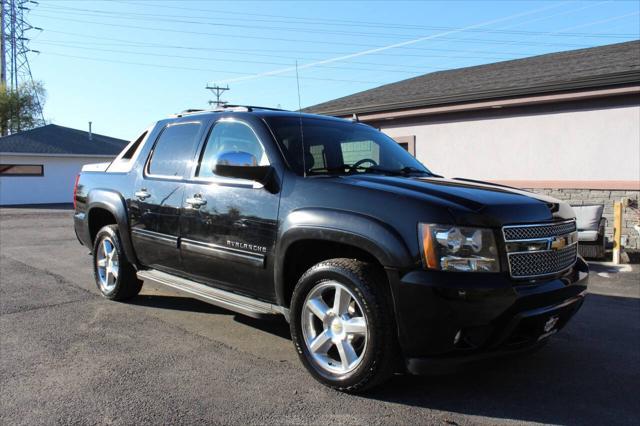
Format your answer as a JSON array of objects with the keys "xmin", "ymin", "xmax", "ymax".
[{"xmin": 306, "ymin": 41, "xmax": 640, "ymax": 249}]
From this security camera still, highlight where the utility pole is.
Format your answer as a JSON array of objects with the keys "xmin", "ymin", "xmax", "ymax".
[
  {"xmin": 1, "ymin": 0, "xmax": 44, "ymax": 135},
  {"xmin": 206, "ymin": 83, "xmax": 229, "ymax": 108}
]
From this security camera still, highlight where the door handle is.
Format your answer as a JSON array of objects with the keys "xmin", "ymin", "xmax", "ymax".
[
  {"xmin": 134, "ymin": 189, "xmax": 151, "ymax": 200},
  {"xmin": 186, "ymin": 195, "xmax": 207, "ymax": 208}
]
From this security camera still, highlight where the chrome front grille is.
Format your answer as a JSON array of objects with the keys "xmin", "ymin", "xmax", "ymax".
[
  {"xmin": 508, "ymin": 244, "xmax": 578, "ymax": 278},
  {"xmin": 503, "ymin": 220, "xmax": 576, "ymax": 241},
  {"xmin": 503, "ymin": 220, "xmax": 578, "ymax": 279}
]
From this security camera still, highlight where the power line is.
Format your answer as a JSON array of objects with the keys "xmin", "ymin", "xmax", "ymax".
[
  {"xmin": 410, "ymin": 1, "xmax": 629, "ymax": 70},
  {"xmin": 34, "ymin": 38, "xmax": 521, "ymax": 63},
  {"xmin": 30, "ymin": 4, "xmax": 639, "ymax": 87},
  {"xmin": 32, "ymin": 12, "xmax": 617, "ymax": 52},
  {"xmin": 214, "ymin": 3, "xmax": 581, "ymax": 84},
  {"xmin": 30, "ymin": 40, "xmax": 450, "ymax": 74},
  {"xmin": 38, "ymin": 29, "xmax": 552, "ymax": 59},
  {"xmin": 105, "ymin": 0, "xmax": 638, "ymax": 38},
  {"xmin": 37, "ymin": 51, "xmax": 388, "ymax": 85},
  {"xmin": 221, "ymin": 11, "xmax": 640, "ymax": 85},
  {"xmin": 35, "ymin": 7, "xmax": 549, "ymax": 81},
  {"xmin": 29, "ymin": 1, "xmax": 639, "ymax": 99},
  {"xmin": 436, "ymin": 9, "xmax": 640, "ymax": 70},
  {"xmin": 362, "ymin": 0, "xmax": 618, "ymax": 78},
  {"xmin": 34, "ymin": 3, "xmax": 638, "ymax": 40}
]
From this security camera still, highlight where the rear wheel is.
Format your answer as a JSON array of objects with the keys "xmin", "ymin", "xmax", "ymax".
[
  {"xmin": 290, "ymin": 258, "xmax": 398, "ymax": 393},
  {"xmin": 93, "ymin": 225, "xmax": 142, "ymax": 300}
]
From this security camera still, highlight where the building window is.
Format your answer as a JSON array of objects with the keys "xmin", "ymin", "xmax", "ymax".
[
  {"xmin": 0, "ymin": 164, "xmax": 44, "ymax": 176},
  {"xmin": 392, "ymin": 136, "xmax": 416, "ymax": 156}
]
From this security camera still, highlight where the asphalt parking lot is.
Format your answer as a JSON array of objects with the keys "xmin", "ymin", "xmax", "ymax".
[{"xmin": 1, "ymin": 207, "xmax": 638, "ymax": 425}]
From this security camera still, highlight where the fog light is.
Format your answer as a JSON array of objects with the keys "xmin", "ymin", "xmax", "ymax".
[{"xmin": 454, "ymin": 330, "xmax": 462, "ymax": 345}]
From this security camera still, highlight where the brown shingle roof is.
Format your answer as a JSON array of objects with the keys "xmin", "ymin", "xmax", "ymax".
[{"xmin": 304, "ymin": 40, "xmax": 640, "ymax": 116}]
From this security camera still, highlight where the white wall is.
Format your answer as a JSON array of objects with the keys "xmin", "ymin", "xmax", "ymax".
[
  {"xmin": 380, "ymin": 104, "xmax": 640, "ymax": 184},
  {"xmin": 0, "ymin": 155, "xmax": 112, "ymax": 205}
]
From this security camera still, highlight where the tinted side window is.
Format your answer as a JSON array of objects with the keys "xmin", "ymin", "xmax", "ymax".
[
  {"xmin": 148, "ymin": 123, "xmax": 202, "ymax": 177},
  {"xmin": 197, "ymin": 121, "xmax": 267, "ymax": 178},
  {"xmin": 121, "ymin": 131, "xmax": 147, "ymax": 160}
]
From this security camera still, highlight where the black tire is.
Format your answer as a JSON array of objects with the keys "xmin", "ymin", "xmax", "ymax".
[
  {"xmin": 92, "ymin": 225, "xmax": 142, "ymax": 301},
  {"xmin": 290, "ymin": 258, "xmax": 398, "ymax": 393}
]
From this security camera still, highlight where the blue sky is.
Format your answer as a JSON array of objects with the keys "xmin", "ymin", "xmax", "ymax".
[{"xmin": 27, "ymin": 0, "xmax": 640, "ymax": 140}]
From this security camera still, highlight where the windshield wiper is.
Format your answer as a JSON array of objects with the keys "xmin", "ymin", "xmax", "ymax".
[
  {"xmin": 307, "ymin": 165, "xmax": 438, "ymax": 177},
  {"xmin": 366, "ymin": 166, "xmax": 432, "ymax": 176},
  {"xmin": 308, "ymin": 164, "xmax": 372, "ymax": 175}
]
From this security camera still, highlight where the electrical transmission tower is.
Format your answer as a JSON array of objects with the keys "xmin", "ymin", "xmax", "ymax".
[
  {"xmin": 206, "ymin": 84, "xmax": 229, "ymax": 108},
  {"xmin": 1, "ymin": 0, "xmax": 44, "ymax": 133}
]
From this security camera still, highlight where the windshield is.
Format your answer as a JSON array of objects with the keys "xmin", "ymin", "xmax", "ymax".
[{"xmin": 265, "ymin": 116, "xmax": 432, "ymax": 177}]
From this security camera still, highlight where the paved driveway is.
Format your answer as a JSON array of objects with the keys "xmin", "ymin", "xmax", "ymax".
[{"xmin": 1, "ymin": 207, "xmax": 638, "ymax": 425}]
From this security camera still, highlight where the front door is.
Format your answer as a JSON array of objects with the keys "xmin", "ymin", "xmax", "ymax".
[
  {"xmin": 180, "ymin": 118, "xmax": 280, "ymax": 300},
  {"xmin": 129, "ymin": 120, "xmax": 205, "ymax": 272}
]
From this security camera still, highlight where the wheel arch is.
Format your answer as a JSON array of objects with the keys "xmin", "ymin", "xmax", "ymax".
[
  {"xmin": 274, "ymin": 208, "xmax": 412, "ymax": 308},
  {"xmin": 86, "ymin": 189, "xmax": 138, "ymax": 266}
]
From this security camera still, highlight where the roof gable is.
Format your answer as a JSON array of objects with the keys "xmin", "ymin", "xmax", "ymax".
[{"xmin": 0, "ymin": 124, "xmax": 128, "ymax": 156}]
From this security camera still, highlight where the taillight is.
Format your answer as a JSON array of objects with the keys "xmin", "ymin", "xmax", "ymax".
[{"xmin": 73, "ymin": 174, "xmax": 80, "ymax": 209}]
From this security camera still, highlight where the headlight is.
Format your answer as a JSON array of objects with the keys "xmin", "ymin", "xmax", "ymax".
[{"xmin": 419, "ymin": 223, "xmax": 499, "ymax": 272}]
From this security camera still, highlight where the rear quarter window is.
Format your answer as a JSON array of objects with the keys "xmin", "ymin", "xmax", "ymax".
[
  {"xmin": 147, "ymin": 122, "xmax": 202, "ymax": 178},
  {"xmin": 121, "ymin": 131, "xmax": 147, "ymax": 160}
]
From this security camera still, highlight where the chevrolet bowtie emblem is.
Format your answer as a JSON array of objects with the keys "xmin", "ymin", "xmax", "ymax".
[{"xmin": 550, "ymin": 236, "xmax": 567, "ymax": 250}]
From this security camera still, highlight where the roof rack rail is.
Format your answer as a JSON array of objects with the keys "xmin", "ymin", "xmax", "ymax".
[
  {"xmin": 222, "ymin": 104, "xmax": 288, "ymax": 112},
  {"xmin": 172, "ymin": 105, "xmax": 289, "ymax": 118},
  {"xmin": 170, "ymin": 108, "xmax": 206, "ymax": 118},
  {"xmin": 209, "ymin": 105, "xmax": 250, "ymax": 113}
]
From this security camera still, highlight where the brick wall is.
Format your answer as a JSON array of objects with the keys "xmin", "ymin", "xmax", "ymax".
[{"xmin": 527, "ymin": 189, "xmax": 640, "ymax": 250}]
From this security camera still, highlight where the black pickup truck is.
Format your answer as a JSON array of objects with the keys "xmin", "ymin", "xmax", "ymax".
[{"xmin": 74, "ymin": 105, "xmax": 588, "ymax": 392}]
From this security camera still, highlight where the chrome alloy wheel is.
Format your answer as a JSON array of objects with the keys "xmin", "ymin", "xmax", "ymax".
[
  {"xmin": 96, "ymin": 236, "xmax": 119, "ymax": 293},
  {"xmin": 301, "ymin": 281, "xmax": 369, "ymax": 376}
]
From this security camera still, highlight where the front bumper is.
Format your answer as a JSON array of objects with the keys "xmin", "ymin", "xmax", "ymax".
[{"xmin": 387, "ymin": 256, "xmax": 589, "ymax": 373}]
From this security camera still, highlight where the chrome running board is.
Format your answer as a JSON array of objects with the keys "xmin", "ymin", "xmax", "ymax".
[{"xmin": 137, "ymin": 269, "xmax": 286, "ymax": 320}]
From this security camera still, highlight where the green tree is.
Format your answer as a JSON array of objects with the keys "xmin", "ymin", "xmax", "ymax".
[{"xmin": 0, "ymin": 81, "xmax": 46, "ymax": 136}]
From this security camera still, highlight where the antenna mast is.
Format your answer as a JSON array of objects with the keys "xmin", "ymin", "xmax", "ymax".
[
  {"xmin": 295, "ymin": 60, "xmax": 306, "ymax": 177},
  {"xmin": 205, "ymin": 83, "xmax": 229, "ymax": 108}
]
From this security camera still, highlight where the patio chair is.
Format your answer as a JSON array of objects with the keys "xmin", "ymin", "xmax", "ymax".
[{"xmin": 572, "ymin": 204, "xmax": 607, "ymax": 259}]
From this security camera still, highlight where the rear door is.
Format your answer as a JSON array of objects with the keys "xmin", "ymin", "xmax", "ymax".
[
  {"xmin": 129, "ymin": 120, "xmax": 205, "ymax": 272},
  {"xmin": 179, "ymin": 117, "xmax": 280, "ymax": 299}
]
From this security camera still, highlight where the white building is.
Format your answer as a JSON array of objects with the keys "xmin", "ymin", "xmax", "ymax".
[
  {"xmin": 306, "ymin": 41, "xmax": 640, "ymax": 248},
  {"xmin": 0, "ymin": 124, "xmax": 127, "ymax": 205}
]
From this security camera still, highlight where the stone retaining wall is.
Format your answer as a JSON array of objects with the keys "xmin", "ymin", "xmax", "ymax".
[{"xmin": 526, "ymin": 189, "xmax": 640, "ymax": 250}]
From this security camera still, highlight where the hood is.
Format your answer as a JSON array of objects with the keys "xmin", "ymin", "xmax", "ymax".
[{"xmin": 338, "ymin": 175, "xmax": 574, "ymax": 227}]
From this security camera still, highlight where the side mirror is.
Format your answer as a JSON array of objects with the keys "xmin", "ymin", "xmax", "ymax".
[{"xmin": 214, "ymin": 151, "xmax": 272, "ymax": 183}]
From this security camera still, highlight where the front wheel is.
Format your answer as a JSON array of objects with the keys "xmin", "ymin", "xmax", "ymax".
[
  {"xmin": 290, "ymin": 258, "xmax": 398, "ymax": 393},
  {"xmin": 92, "ymin": 225, "xmax": 142, "ymax": 300}
]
